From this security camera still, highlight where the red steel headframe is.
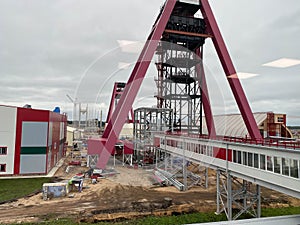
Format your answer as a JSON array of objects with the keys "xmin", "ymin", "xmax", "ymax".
[
  {"xmin": 106, "ymin": 82, "xmax": 134, "ymax": 124},
  {"xmin": 97, "ymin": 0, "xmax": 261, "ymax": 169},
  {"xmin": 97, "ymin": 0, "xmax": 177, "ymax": 169},
  {"xmin": 199, "ymin": 0, "xmax": 262, "ymax": 141},
  {"xmin": 106, "ymin": 83, "xmax": 118, "ymax": 123},
  {"xmin": 196, "ymin": 47, "xmax": 216, "ymax": 139}
]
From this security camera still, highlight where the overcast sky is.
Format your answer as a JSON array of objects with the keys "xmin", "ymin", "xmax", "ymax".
[{"xmin": 0, "ymin": 0, "xmax": 299, "ymax": 125}]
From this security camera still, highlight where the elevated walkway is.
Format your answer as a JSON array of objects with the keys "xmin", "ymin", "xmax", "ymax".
[{"xmin": 156, "ymin": 134, "xmax": 300, "ymax": 199}]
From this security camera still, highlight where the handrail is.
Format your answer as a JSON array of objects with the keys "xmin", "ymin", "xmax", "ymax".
[
  {"xmin": 155, "ymin": 133, "xmax": 300, "ymax": 198},
  {"xmin": 162, "ymin": 131, "xmax": 300, "ymax": 150}
]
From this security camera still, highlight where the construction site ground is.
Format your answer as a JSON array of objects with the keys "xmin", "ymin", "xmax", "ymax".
[{"xmin": 0, "ymin": 155, "xmax": 300, "ymax": 224}]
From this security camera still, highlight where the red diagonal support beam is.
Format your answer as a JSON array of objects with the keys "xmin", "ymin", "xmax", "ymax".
[
  {"xmin": 106, "ymin": 82, "xmax": 135, "ymax": 123},
  {"xmin": 196, "ymin": 47, "xmax": 216, "ymax": 139},
  {"xmin": 106, "ymin": 83, "xmax": 118, "ymax": 123},
  {"xmin": 200, "ymin": 0, "xmax": 262, "ymax": 141},
  {"xmin": 98, "ymin": 0, "xmax": 177, "ymax": 169}
]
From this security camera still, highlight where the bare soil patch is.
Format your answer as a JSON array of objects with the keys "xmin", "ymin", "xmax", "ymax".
[{"xmin": 0, "ymin": 157, "xmax": 299, "ymax": 224}]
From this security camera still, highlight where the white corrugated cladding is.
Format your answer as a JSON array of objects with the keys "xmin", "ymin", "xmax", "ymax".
[
  {"xmin": 120, "ymin": 123, "xmax": 133, "ymax": 139},
  {"xmin": 60, "ymin": 122, "xmax": 64, "ymax": 140},
  {"xmin": 59, "ymin": 122, "xmax": 65, "ymax": 157},
  {"xmin": 0, "ymin": 106, "xmax": 17, "ymax": 175},
  {"xmin": 66, "ymin": 126, "xmax": 76, "ymax": 146},
  {"xmin": 47, "ymin": 122, "xmax": 53, "ymax": 173},
  {"xmin": 202, "ymin": 113, "xmax": 267, "ymax": 138}
]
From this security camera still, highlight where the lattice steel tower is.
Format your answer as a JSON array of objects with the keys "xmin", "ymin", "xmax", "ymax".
[{"xmin": 155, "ymin": 2, "xmax": 206, "ymax": 134}]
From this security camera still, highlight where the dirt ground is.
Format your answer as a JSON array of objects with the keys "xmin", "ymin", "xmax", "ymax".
[{"xmin": 0, "ymin": 156, "xmax": 299, "ymax": 224}]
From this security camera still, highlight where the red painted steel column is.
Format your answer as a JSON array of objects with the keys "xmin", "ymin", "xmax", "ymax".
[
  {"xmin": 200, "ymin": 0, "xmax": 262, "ymax": 140},
  {"xmin": 106, "ymin": 83, "xmax": 117, "ymax": 123},
  {"xmin": 196, "ymin": 48, "xmax": 216, "ymax": 139},
  {"xmin": 98, "ymin": 0, "xmax": 177, "ymax": 169},
  {"xmin": 14, "ymin": 108, "xmax": 22, "ymax": 175}
]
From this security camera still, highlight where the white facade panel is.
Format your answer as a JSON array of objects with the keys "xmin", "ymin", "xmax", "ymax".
[
  {"xmin": 60, "ymin": 122, "xmax": 64, "ymax": 140},
  {"xmin": 120, "ymin": 123, "xmax": 133, "ymax": 139},
  {"xmin": 48, "ymin": 122, "xmax": 53, "ymax": 146},
  {"xmin": 20, "ymin": 154, "xmax": 46, "ymax": 174},
  {"xmin": 0, "ymin": 106, "xmax": 17, "ymax": 175},
  {"xmin": 66, "ymin": 130, "xmax": 73, "ymax": 147},
  {"xmin": 21, "ymin": 122, "xmax": 48, "ymax": 147}
]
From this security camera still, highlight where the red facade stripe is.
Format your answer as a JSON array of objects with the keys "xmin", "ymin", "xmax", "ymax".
[{"xmin": 14, "ymin": 108, "xmax": 50, "ymax": 174}]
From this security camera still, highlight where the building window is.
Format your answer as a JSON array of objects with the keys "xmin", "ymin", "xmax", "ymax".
[
  {"xmin": 277, "ymin": 117, "xmax": 284, "ymax": 123},
  {"xmin": 0, "ymin": 147, "xmax": 7, "ymax": 155},
  {"xmin": 0, "ymin": 164, "xmax": 6, "ymax": 172}
]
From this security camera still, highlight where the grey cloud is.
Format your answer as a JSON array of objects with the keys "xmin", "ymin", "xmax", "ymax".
[{"xmin": 0, "ymin": 0, "xmax": 299, "ymax": 124}]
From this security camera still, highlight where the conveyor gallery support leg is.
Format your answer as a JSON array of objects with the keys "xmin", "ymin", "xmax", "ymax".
[{"xmin": 216, "ymin": 170, "xmax": 261, "ymax": 221}]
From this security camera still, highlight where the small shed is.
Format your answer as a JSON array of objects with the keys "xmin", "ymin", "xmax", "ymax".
[{"xmin": 42, "ymin": 182, "xmax": 69, "ymax": 200}]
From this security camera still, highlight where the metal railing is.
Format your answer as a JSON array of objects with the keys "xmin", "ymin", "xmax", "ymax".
[
  {"xmin": 163, "ymin": 131, "xmax": 300, "ymax": 150},
  {"xmin": 155, "ymin": 134, "xmax": 300, "ymax": 198}
]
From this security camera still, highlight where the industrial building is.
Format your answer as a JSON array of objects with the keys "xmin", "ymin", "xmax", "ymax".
[
  {"xmin": 202, "ymin": 112, "xmax": 293, "ymax": 139},
  {"xmin": 87, "ymin": 0, "xmax": 300, "ymax": 221},
  {"xmin": 0, "ymin": 0, "xmax": 298, "ymax": 224},
  {"xmin": 0, "ymin": 105, "xmax": 67, "ymax": 176}
]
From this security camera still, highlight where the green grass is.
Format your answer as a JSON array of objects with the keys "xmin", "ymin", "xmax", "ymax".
[
  {"xmin": 111, "ymin": 212, "xmax": 228, "ymax": 225},
  {"xmin": 0, "ymin": 177, "xmax": 51, "ymax": 202},
  {"xmin": 9, "ymin": 206, "xmax": 300, "ymax": 225},
  {"xmin": 261, "ymin": 206, "xmax": 300, "ymax": 217}
]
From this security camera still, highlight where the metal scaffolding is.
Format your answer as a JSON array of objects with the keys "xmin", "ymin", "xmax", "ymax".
[
  {"xmin": 216, "ymin": 170, "xmax": 261, "ymax": 220},
  {"xmin": 133, "ymin": 107, "xmax": 173, "ymax": 166},
  {"xmin": 155, "ymin": 5, "xmax": 207, "ymax": 134},
  {"xmin": 154, "ymin": 152, "xmax": 205, "ymax": 191}
]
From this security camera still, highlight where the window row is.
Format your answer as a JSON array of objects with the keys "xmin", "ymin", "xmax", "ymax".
[
  {"xmin": 0, "ymin": 147, "xmax": 7, "ymax": 155},
  {"xmin": 232, "ymin": 150, "xmax": 299, "ymax": 179},
  {"xmin": 162, "ymin": 139, "xmax": 213, "ymax": 157},
  {"xmin": 160, "ymin": 137, "xmax": 300, "ymax": 179}
]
